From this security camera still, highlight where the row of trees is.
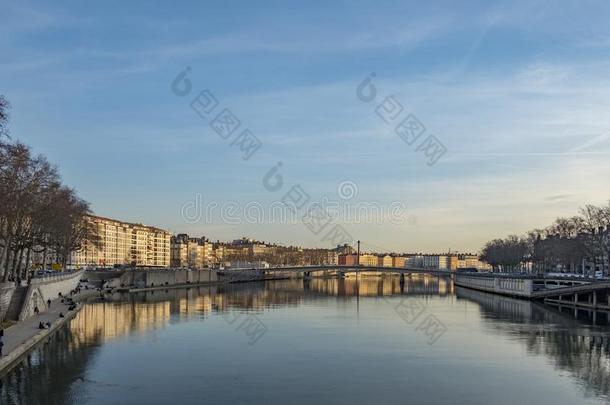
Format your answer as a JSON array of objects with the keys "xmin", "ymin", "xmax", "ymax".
[
  {"xmin": 0, "ymin": 95, "xmax": 97, "ymax": 282},
  {"xmin": 481, "ymin": 203, "xmax": 610, "ymax": 274}
]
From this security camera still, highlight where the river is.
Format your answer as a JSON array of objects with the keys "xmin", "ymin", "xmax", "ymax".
[{"xmin": 1, "ymin": 275, "xmax": 609, "ymax": 404}]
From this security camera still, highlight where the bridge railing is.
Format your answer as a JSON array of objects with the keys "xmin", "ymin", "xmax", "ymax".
[
  {"xmin": 31, "ymin": 269, "xmax": 84, "ymax": 282},
  {"xmin": 455, "ymin": 273, "xmax": 534, "ymax": 297}
]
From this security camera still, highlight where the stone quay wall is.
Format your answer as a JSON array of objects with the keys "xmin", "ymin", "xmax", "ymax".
[
  {"xmin": 454, "ymin": 274, "xmax": 533, "ymax": 298},
  {"xmin": 84, "ymin": 270, "xmax": 126, "ymax": 287},
  {"xmin": 218, "ymin": 269, "xmax": 266, "ymax": 283},
  {"xmin": 112, "ymin": 269, "xmax": 219, "ymax": 289},
  {"xmin": 0, "ymin": 282, "xmax": 16, "ymax": 322},
  {"xmin": 19, "ymin": 270, "xmax": 84, "ymax": 320}
]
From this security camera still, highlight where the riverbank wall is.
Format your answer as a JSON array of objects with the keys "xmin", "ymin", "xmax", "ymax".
[
  {"xmin": 0, "ymin": 283, "xmax": 15, "ymax": 322},
  {"xmin": 454, "ymin": 273, "xmax": 534, "ymax": 298},
  {"xmin": 18, "ymin": 270, "xmax": 84, "ymax": 321},
  {"xmin": 84, "ymin": 270, "xmax": 125, "ymax": 287},
  {"xmin": 0, "ymin": 301, "xmax": 82, "ymax": 377},
  {"xmin": 108, "ymin": 269, "xmax": 219, "ymax": 290},
  {"xmin": 0, "ymin": 288, "xmax": 99, "ymax": 377}
]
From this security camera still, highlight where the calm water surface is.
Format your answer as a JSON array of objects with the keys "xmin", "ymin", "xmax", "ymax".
[{"xmin": 2, "ymin": 275, "xmax": 610, "ymax": 405}]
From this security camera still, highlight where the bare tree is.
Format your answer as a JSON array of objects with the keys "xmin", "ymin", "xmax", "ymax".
[
  {"xmin": 482, "ymin": 202, "xmax": 610, "ymax": 275},
  {"xmin": 0, "ymin": 96, "xmax": 96, "ymax": 281},
  {"xmin": 580, "ymin": 204, "xmax": 610, "ymax": 275},
  {"xmin": 0, "ymin": 95, "xmax": 9, "ymax": 140},
  {"xmin": 46, "ymin": 187, "xmax": 97, "ymax": 270}
]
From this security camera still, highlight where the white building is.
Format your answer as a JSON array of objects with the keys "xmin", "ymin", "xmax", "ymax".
[{"xmin": 422, "ymin": 255, "xmax": 448, "ymax": 270}]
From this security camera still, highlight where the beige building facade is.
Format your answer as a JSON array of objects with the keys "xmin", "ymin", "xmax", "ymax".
[
  {"xmin": 392, "ymin": 256, "xmax": 407, "ymax": 267},
  {"xmin": 170, "ymin": 235, "xmax": 214, "ymax": 269},
  {"xmin": 457, "ymin": 255, "xmax": 492, "ymax": 271},
  {"xmin": 359, "ymin": 254, "xmax": 378, "ymax": 267},
  {"xmin": 71, "ymin": 215, "xmax": 170, "ymax": 268},
  {"xmin": 378, "ymin": 255, "xmax": 393, "ymax": 267}
]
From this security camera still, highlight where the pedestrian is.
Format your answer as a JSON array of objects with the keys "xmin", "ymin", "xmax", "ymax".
[
  {"xmin": 47, "ymin": 299, "xmax": 51, "ymax": 308},
  {"xmin": 0, "ymin": 328, "xmax": 4, "ymax": 357},
  {"xmin": 34, "ymin": 306, "xmax": 39, "ymax": 315}
]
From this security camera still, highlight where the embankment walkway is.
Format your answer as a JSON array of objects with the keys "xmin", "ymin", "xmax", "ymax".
[{"xmin": 0, "ymin": 289, "xmax": 98, "ymax": 376}]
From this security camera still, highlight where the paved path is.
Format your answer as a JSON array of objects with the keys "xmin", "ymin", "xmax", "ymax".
[{"xmin": 0, "ymin": 289, "xmax": 99, "ymax": 374}]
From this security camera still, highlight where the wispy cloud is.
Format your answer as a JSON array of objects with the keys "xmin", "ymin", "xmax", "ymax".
[
  {"xmin": 4, "ymin": 0, "xmax": 610, "ymax": 252},
  {"xmin": 544, "ymin": 194, "xmax": 574, "ymax": 202},
  {"xmin": 516, "ymin": 62, "xmax": 572, "ymax": 87},
  {"xmin": 569, "ymin": 133, "xmax": 610, "ymax": 152}
]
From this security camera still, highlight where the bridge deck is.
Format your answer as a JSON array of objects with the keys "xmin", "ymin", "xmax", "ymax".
[
  {"xmin": 260, "ymin": 265, "xmax": 451, "ymax": 275},
  {"xmin": 532, "ymin": 281, "xmax": 610, "ymax": 299}
]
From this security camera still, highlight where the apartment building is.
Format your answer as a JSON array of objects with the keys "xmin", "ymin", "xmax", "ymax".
[
  {"xmin": 392, "ymin": 256, "xmax": 407, "ymax": 268},
  {"xmin": 359, "ymin": 254, "xmax": 379, "ymax": 267},
  {"xmin": 335, "ymin": 244, "xmax": 356, "ymax": 255},
  {"xmin": 338, "ymin": 254, "xmax": 358, "ymax": 266},
  {"xmin": 447, "ymin": 255, "xmax": 458, "ymax": 271},
  {"xmin": 378, "ymin": 255, "xmax": 393, "ymax": 267},
  {"xmin": 250, "ymin": 243, "xmax": 275, "ymax": 256},
  {"xmin": 71, "ymin": 215, "xmax": 170, "ymax": 268},
  {"xmin": 327, "ymin": 251, "xmax": 339, "ymax": 265},
  {"xmin": 422, "ymin": 255, "xmax": 448, "ymax": 270},
  {"xmin": 171, "ymin": 240, "xmax": 188, "ymax": 267},
  {"xmin": 170, "ymin": 234, "xmax": 213, "ymax": 269},
  {"xmin": 457, "ymin": 255, "xmax": 492, "ymax": 271},
  {"xmin": 212, "ymin": 244, "xmax": 226, "ymax": 265},
  {"xmin": 406, "ymin": 255, "xmax": 424, "ymax": 268}
]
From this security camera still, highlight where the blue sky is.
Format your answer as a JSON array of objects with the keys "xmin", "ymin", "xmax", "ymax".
[{"xmin": 2, "ymin": 0, "xmax": 610, "ymax": 252}]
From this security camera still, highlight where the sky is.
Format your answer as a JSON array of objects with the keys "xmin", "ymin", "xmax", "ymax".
[{"xmin": 2, "ymin": 0, "xmax": 610, "ymax": 253}]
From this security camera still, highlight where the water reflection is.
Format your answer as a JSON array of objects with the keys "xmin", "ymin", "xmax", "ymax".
[
  {"xmin": 0, "ymin": 327, "xmax": 99, "ymax": 405},
  {"xmin": 1, "ymin": 276, "xmax": 610, "ymax": 405},
  {"xmin": 304, "ymin": 274, "xmax": 453, "ymax": 297},
  {"xmin": 69, "ymin": 275, "xmax": 455, "ymax": 346},
  {"xmin": 456, "ymin": 286, "xmax": 610, "ymax": 399}
]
